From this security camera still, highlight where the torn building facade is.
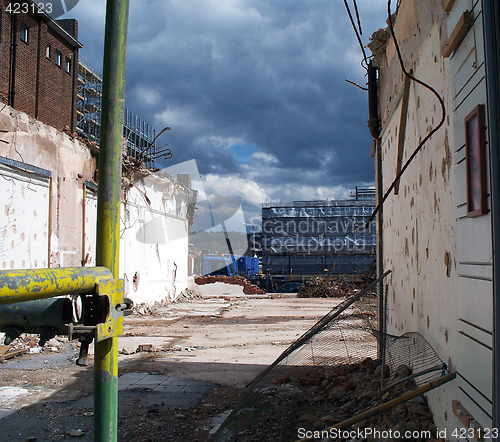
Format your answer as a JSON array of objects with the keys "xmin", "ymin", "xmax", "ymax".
[
  {"xmin": 261, "ymin": 187, "xmax": 376, "ymax": 276},
  {"xmin": 0, "ymin": 4, "xmax": 196, "ymax": 305},
  {"xmin": 0, "ymin": 103, "xmax": 196, "ymax": 305},
  {"xmin": 370, "ymin": 0, "xmax": 500, "ymax": 435}
]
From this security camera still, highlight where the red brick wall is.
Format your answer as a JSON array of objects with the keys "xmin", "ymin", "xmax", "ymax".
[
  {"xmin": 0, "ymin": 0, "xmax": 79, "ymax": 132},
  {"xmin": 0, "ymin": 2, "xmax": 14, "ymax": 103}
]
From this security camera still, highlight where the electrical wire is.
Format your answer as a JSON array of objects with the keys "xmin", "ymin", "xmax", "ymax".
[
  {"xmin": 366, "ymin": 0, "xmax": 447, "ymax": 226},
  {"xmin": 343, "ymin": 0, "xmax": 369, "ymax": 70},
  {"xmin": 353, "ymin": 0, "xmax": 363, "ymax": 35}
]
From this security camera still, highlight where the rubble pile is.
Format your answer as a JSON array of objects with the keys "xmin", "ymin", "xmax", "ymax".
[
  {"xmin": 1, "ymin": 334, "xmax": 69, "ymax": 361},
  {"xmin": 132, "ymin": 302, "xmax": 162, "ymax": 316},
  {"xmin": 229, "ymin": 358, "xmax": 438, "ymax": 441},
  {"xmin": 174, "ymin": 289, "xmax": 202, "ymax": 303},
  {"xmin": 195, "ymin": 275, "xmax": 265, "ymax": 295},
  {"xmin": 298, "ymin": 275, "xmax": 355, "ymax": 298}
]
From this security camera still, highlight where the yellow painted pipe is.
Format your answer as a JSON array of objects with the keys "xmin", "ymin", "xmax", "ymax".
[{"xmin": 0, "ymin": 267, "xmax": 112, "ymax": 304}]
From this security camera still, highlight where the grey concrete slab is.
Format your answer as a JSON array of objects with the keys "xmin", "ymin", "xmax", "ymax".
[{"xmin": 60, "ymin": 373, "xmax": 215, "ymax": 413}]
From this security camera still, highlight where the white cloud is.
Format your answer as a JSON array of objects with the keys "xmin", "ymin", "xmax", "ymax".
[
  {"xmin": 132, "ymin": 85, "xmax": 161, "ymax": 106},
  {"xmin": 155, "ymin": 106, "xmax": 205, "ymax": 130},
  {"xmin": 203, "ymin": 174, "xmax": 268, "ymax": 209},
  {"xmin": 250, "ymin": 152, "xmax": 279, "ymax": 164},
  {"xmin": 71, "ymin": 0, "xmax": 385, "ymax": 219},
  {"xmin": 196, "ymin": 136, "xmax": 247, "ymax": 150}
]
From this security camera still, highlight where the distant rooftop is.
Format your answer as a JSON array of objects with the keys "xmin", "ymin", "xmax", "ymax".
[{"xmin": 262, "ymin": 186, "xmax": 375, "ymax": 208}]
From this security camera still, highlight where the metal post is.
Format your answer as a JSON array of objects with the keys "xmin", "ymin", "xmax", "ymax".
[{"xmin": 94, "ymin": 1, "xmax": 129, "ymax": 440}]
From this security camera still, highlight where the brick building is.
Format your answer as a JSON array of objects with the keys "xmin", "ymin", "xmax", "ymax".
[{"xmin": 0, "ymin": 1, "xmax": 81, "ymax": 132}]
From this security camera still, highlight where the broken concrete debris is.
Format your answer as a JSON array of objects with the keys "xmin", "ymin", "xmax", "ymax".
[
  {"xmin": 195, "ymin": 275, "xmax": 265, "ymax": 295},
  {"xmin": 225, "ymin": 358, "xmax": 439, "ymax": 441},
  {"xmin": 120, "ymin": 343, "xmax": 157, "ymax": 355},
  {"xmin": 298, "ymin": 275, "xmax": 361, "ymax": 298},
  {"xmin": 0, "ymin": 336, "xmax": 67, "ymax": 362}
]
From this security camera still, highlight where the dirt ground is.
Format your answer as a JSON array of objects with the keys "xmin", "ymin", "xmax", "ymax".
[{"xmin": 0, "ymin": 289, "xmax": 347, "ymax": 441}]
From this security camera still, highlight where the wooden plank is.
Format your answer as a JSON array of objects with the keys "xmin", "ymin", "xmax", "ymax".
[
  {"xmin": 443, "ymin": 11, "xmax": 472, "ymax": 58},
  {"xmin": 394, "ymin": 74, "xmax": 412, "ymax": 195},
  {"xmin": 0, "ymin": 348, "xmax": 27, "ymax": 363},
  {"xmin": 443, "ymin": 0, "xmax": 456, "ymax": 12},
  {"xmin": 0, "ymin": 345, "xmax": 12, "ymax": 357},
  {"xmin": 452, "ymin": 400, "xmax": 485, "ymax": 440}
]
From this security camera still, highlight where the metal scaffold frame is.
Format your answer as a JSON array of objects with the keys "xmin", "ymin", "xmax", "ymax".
[
  {"xmin": 76, "ymin": 62, "xmax": 157, "ymax": 170},
  {"xmin": 77, "ymin": 58, "xmax": 103, "ymax": 142}
]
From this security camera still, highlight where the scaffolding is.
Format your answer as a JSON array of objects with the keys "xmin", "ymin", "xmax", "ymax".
[
  {"xmin": 76, "ymin": 58, "xmax": 158, "ymax": 169},
  {"xmin": 123, "ymin": 108, "xmax": 157, "ymax": 169},
  {"xmin": 77, "ymin": 59, "xmax": 102, "ymax": 142},
  {"xmin": 261, "ymin": 187, "xmax": 376, "ymax": 275}
]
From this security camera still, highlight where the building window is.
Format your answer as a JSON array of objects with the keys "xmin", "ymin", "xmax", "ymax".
[
  {"xmin": 46, "ymin": 43, "xmax": 51, "ymax": 59},
  {"xmin": 65, "ymin": 57, "xmax": 71, "ymax": 73},
  {"xmin": 20, "ymin": 23, "xmax": 28, "ymax": 43},
  {"xmin": 55, "ymin": 50, "xmax": 62, "ymax": 67}
]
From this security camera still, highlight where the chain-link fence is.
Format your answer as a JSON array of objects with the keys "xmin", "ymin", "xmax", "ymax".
[{"xmin": 211, "ymin": 270, "xmax": 451, "ymax": 441}]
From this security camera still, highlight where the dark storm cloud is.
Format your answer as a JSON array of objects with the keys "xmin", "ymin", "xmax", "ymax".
[{"xmin": 70, "ymin": 0, "xmax": 387, "ymax": 214}]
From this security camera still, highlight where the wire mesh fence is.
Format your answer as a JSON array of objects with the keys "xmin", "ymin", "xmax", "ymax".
[{"xmin": 211, "ymin": 270, "xmax": 450, "ymax": 441}]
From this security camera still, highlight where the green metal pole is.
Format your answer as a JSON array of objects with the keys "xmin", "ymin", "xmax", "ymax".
[{"xmin": 94, "ymin": 0, "xmax": 129, "ymax": 440}]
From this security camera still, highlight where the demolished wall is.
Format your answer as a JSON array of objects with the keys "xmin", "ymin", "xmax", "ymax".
[
  {"xmin": 0, "ymin": 103, "xmax": 196, "ymax": 305},
  {"xmin": 374, "ymin": 0, "xmax": 456, "ymax": 364},
  {"xmin": 0, "ymin": 103, "xmax": 96, "ymax": 269},
  {"xmin": 119, "ymin": 170, "xmax": 195, "ymax": 304}
]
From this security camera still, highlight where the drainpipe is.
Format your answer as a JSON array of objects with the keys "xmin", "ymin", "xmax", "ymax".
[
  {"xmin": 367, "ymin": 62, "xmax": 384, "ymax": 357},
  {"xmin": 94, "ymin": 1, "xmax": 129, "ymax": 441},
  {"xmin": 483, "ymin": 0, "xmax": 500, "ymax": 435},
  {"xmin": 9, "ymin": 13, "xmax": 17, "ymax": 107}
]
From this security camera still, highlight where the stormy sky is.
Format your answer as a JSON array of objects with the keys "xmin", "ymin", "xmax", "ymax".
[{"xmin": 68, "ymin": 0, "xmax": 387, "ymax": 225}]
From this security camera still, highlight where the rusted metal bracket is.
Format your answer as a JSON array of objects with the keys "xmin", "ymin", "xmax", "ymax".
[{"xmin": 95, "ymin": 279, "xmax": 124, "ymax": 342}]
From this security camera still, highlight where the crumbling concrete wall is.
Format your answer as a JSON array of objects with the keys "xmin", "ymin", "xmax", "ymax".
[
  {"xmin": 0, "ymin": 103, "xmax": 96, "ymax": 269},
  {"xmin": 375, "ymin": 0, "xmax": 456, "ymax": 357},
  {"xmin": 0, "ymin": 103, "xmax": 195, "ymax": 305},
  {"xmin": 119, "ymin": 172, "xmax": 192, "ymax": 304},
  {"xmin": 372, "ymin": 0, "xmax": 492, "ymax": 435}
]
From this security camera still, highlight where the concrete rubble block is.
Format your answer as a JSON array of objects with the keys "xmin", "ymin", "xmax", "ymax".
[{"xmin": 195, "ymin": 275, "xmax": 265, "ymax": 295}]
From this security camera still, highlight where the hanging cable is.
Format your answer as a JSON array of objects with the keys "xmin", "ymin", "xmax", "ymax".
[
  {"xmin": 353, "ymin": 0, "xmax": 363, "ymax": 35},
  {"xmin": 366, "ymin": 0, "xmax": 446, "ymax": 226},
  {"xmin": 343, "ymin": 0, "xmax": 369, "ymax": 70}
]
